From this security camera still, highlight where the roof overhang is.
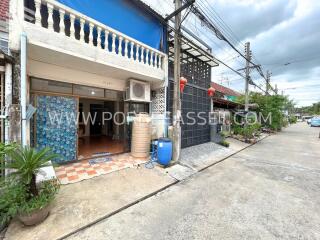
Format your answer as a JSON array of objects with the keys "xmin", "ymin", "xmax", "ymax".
[{"xmin": 168, "ymin": 31, "xmax": 219, "ymax": 67}]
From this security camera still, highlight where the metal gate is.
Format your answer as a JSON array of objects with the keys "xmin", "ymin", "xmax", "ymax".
[{"xmin": 167, "ymin": 81, "xmax": 211, "ymax": 148}]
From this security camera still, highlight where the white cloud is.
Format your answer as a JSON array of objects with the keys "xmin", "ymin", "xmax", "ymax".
[{"xmin": 143, "ymin": 0, "xmax": 320, "ymax": 107}]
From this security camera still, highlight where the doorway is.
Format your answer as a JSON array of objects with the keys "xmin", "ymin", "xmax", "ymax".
[{"xmin": 78, "ymin": 98, "xmax": 125, "ymax": 159}]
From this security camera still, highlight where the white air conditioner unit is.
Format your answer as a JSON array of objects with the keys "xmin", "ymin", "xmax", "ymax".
[{"xmin": 125, "ymin": 79, "xmax": 151, "ymax": 102}]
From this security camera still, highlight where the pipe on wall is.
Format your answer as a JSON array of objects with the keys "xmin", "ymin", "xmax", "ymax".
[
  {"xmin": 20, "ymin": 32, "xmax": 27, "ymax": 146},
  {"xmin": 4, "ymin": 62, "xmax": 13, "ymax": 143}
]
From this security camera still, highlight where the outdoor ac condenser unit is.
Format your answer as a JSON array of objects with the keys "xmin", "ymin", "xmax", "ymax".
[{"xmin": 125, "ymin": 79, "xmax": 151, "ymax": 102}]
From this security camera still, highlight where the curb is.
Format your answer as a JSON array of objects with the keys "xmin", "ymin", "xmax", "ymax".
[{"xmin": 198, "ymin": 134, "xmax": 269, "ymax": 173}]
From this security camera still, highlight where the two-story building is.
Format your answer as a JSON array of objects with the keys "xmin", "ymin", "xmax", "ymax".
[
  {"xmin": 9, "ymin": 0, "xmax": 169, "ymax": 164},
  {"xmin": 5, "ymin": 0, "xmax": 220, "ymax": 183}
]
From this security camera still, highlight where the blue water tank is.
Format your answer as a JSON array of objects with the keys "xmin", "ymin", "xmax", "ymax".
[{"xmin": 157, "ymin": 138, "xmax": 172, "ymax": 166}]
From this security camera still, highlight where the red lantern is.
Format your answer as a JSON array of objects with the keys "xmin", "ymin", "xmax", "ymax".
[
  {"xmin": 180, "ymin": 77, "xmax": 187, "ymax": 93},
  {"xmin": 208, "ymin": 87, "xmax": 216, "ymax": 97}
]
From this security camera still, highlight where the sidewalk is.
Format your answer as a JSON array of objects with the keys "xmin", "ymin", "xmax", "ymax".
[{"xmin": 4, "ymin": 136, "xmax": 267, "ymax": 240}]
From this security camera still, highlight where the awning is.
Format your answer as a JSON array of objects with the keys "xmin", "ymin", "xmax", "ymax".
[{"xmin": 168, "ymin": 31, "xmax": 219, "ymax": 67}]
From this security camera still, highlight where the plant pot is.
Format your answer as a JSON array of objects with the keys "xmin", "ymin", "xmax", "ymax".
[{"xmin": 18, "ymin": 205, "xmax": 50, "ymax": 226}]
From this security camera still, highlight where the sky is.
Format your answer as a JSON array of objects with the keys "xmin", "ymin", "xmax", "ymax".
[{"xmin": 143, "ymin": 0, "xmax": 320, "ymax": 107}]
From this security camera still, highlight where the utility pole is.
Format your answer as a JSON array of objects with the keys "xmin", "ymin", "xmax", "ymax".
[
  {"xmin": 244, "ymin": 42, "xmax": 251, "ymax": 112},
  {"xmin": 275, "ymin": 84, "xmax": 278, "ymax": 95},
  {"xmin": 266, "ymin": 70, "xmax": 271, "ymax": 95},
  {"xmin": 172, "ymin": 0, "xmax": 182, "ymax": 163}
]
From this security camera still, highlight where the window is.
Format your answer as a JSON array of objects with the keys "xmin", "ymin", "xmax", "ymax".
[{"xmin": 31, "ymin": 78, "xmax": 73, "ymax": 94}]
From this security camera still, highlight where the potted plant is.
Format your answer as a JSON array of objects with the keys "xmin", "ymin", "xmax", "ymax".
[{"xmin": 4, "ymin": 146, "xmax": 59, "ymax": 226}]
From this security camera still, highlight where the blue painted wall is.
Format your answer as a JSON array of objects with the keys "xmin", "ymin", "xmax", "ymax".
[{"xmin": 57, "ymin": 0, "xmax": 165, "ymax": 51}]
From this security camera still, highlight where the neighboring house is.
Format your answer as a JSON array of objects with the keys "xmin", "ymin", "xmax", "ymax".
[
  {"xmin": 210, "ymin": 82, "xmax": 242, "ymax": 142},
  {"xmin": 167, "ymin": 34, "xmax": 219, "ymax": 148},
  {"xmin": 0, "ymin": 0, "xmax": 9, "ymax": 54}
]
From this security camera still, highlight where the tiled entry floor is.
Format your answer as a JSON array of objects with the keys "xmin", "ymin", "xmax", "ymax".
[{"xmin": 55, "ymin": 153, "xmax": 148, "ymax": 185}]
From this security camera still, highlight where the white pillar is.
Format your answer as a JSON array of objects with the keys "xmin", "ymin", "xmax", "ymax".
[
  {"xmin": 20, "ymin": 33, "xmax": 27, "ymax": 146},
  {"xmin": 4, "ymin": 63, "xmax": 12, "ymax": 144}
]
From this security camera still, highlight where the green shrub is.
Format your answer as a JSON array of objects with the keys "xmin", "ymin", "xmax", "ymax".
[
  {"xmin": 288, "ymin": 115, "xmax": 297, "ymax": 124},
  {"xmin": 219, "ymin": 140, "xmax": 230, "ymax": 148},
  {"xmin": 0, "ymin": 180, "xmax": 26, "ymax": 227}
]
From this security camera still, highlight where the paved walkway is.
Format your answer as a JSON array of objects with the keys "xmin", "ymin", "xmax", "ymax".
[
  {"xmin": 66, "ymin": 123, "xmax": 320, "ymax": 240},
  {"xmin": 4, "ymin": 135, "xmax": 248, "ymax": 240}
]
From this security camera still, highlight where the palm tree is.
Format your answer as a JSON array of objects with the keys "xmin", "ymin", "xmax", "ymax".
[{"xmin": 5, "ymin": 147, "xmax": 58, "ymax": 197}]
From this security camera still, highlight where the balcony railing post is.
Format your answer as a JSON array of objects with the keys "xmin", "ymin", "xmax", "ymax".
[
  {"xmin": 80, "ymin": 19, "xmax": 86, "ymax": 42},
  {"xmin": 89, "ymin": 23, "xmax": 94, "ymax": 46},
  {"xmin": 135, "ymin": 44, "xmax": 140, "ymax": 62},
  {"xmin": 47, "ymin": 3, "xmax": 54, "ymax": 31},
  {"xmin": 159, "ymin": 55, "xmax": 164, "ymax": 69},
  {"xmin": 130, "ymin": 42, "xmax": 134, "ymax": 60},
  {"xmin": 141, "ymin": 46, "xmax": 145, "ymax": 63},
  {"xmin": 111, "ymin": 33, "xmax": 116, "ymax": 54},
  {"xmin": 155, "ymin": 53, "xmax": 159, "ymax": 68},
  {"xmin": 151, "ymin": 52, "xmax": 155, "ymax": 67},
  {"xmin": 146, "ymin": 49, "xmax": 150, "ymax": 65},
  {"xmin": 124, "ymin": 39, "xmax": 129, "ymax": 58},
  {"xmin": 59, "ymin": 9, "xmax": 65, "ymax": 35},
  {"xmin": 97, "ymin": 26, "xmax": 102, "ymax": 48},
  {"xmin": 118, "ymin": 36, "xmax": 123, "ymax": 55},
  {"xmin": 34, "ymin": 0, "xmax": 42, "ymax": 27},
  {"xmin": 70, "ymin": 14, "xmax": 76, "ymax": 39},
  {"xmin": 105, "ymin": 30, "xmax": 109, "ymax": 51}
]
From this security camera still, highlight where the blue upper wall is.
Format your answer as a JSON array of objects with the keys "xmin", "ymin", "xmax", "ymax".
[{"xmin": 57, "ymin": 0, "xmax": 166, "ymax": 51}]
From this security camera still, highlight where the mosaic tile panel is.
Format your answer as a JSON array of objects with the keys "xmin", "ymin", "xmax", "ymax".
[{"xmin": 35, "ymin": 95, "xmax": 77, "ymax": 163}]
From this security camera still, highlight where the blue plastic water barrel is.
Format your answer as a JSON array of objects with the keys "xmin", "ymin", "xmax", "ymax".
[{"xmin": 157, "ymin": 138, "xmax": 172, "ymax": 166}]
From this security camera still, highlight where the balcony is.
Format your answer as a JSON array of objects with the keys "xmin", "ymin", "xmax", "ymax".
[{"xmin": 22, "ymin": 0, "xmax": 168, "ymax": 88}]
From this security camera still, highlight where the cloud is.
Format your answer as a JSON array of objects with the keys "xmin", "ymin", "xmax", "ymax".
[{"xmin": 143, "ymin": 0, "xmax": 320, "ymax": 106}]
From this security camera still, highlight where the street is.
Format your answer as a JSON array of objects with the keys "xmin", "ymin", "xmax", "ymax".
[{"xmin": 67, "ymin": 123, "xmax": 320, "ymax": 240}]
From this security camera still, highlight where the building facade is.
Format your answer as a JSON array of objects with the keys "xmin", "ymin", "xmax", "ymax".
[
  {"xmin": 4, "ymin": 0, "xmax": 222, "ymax": 172},
  {"xmin": 8, "ymin": 0, "xmax": 168, "ymax": 164}
]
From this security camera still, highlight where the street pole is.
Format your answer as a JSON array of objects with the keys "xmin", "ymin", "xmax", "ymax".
[
  {"xmin": 266, "ymin": 70, "xmax": 270, "ymax": 95},
  {"xmin": 244, "ymin": 42, "xmax": 251, "ymax": 112},
  {"xmin": 172, "ymin": 0, "xmax": 182, "ymax": 163}
]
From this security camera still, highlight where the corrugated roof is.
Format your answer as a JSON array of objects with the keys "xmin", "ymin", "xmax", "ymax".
[
  {"xmin": 211, "ymin": 82, "xmax": 241, "ymax": 97},
  {"xmin": 0, "ymin": 0, "xmax": 9, "ymax": 21}
]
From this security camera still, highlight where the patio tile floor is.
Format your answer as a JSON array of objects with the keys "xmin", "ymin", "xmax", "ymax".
[{"xmin": 55, "ymin": 153, "xmax": 148, "ymax": 185}]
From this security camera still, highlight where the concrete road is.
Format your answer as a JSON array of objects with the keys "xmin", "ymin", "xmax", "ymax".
[{"xmin": 67, "ymin": 123, "xmax": 320, "ymax": 240}]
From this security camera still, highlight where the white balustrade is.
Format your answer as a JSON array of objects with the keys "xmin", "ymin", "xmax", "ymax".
[
  {"xmin": 135, "ymin": 44, "xmax": 140, "ymax": 62},
  {"xmin": 89, "ymin": 23, "xmax": 94, "ymax": 45},
  {"xmin": 47, "ymin": 3, "xmax": 54, "ymax": 31},
  {"xmin": 59, "ymin": 9, "xmax": 65, "ymax": 35},
  {"xmin": 70, "ymin": 13, "xmax": 76, "ymax": 39},
  {"xmin": 25, "ymin": 0, "xmax": 166, "ymax": 69},
  {"xmin": 97, "ymin": 26, "xmax": 102, "ymax": 48},
  {"xmin": 34, "ymin": 0, "xmax": 42, "ymax": 27},
  {"xmin": 124, "ymin": 39, "xmax": 129, "ymax": 58}
]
